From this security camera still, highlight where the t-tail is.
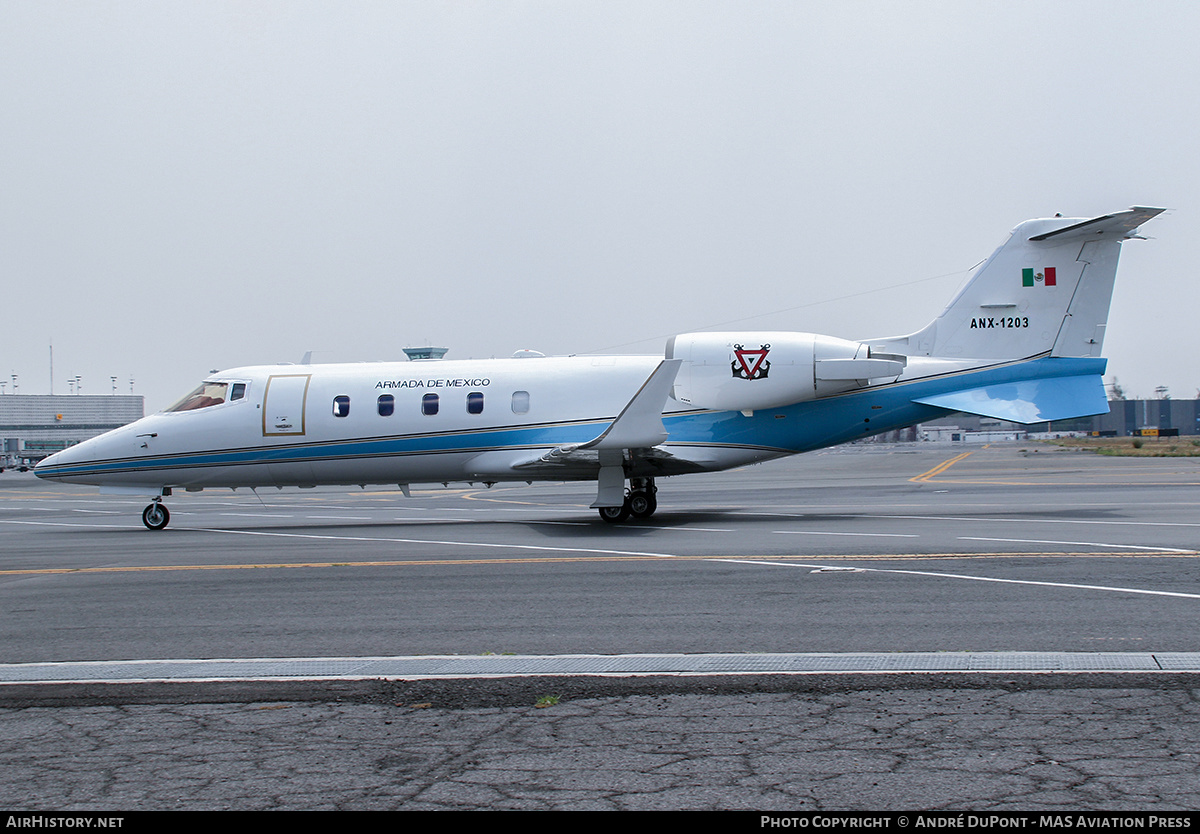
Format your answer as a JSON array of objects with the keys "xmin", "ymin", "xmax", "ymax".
[
  {"xmin": 668, "ymin": 207, "xmax": 1164, "ymax": 428},
  {"xmin": 864, "ymin": 206, "xmax": 1166, "ymax": 425},
  {"xmin": 874, "ymin": 207, "xmax": 1165, "ymax": 361}
]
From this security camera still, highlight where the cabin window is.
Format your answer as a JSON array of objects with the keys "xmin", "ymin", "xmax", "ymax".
[
  {"xmin": 467, "ymin": 391, "xmax": 484, "ymax": 414},
  {"xmin": 377, "ymin": 394, "xmax": 395, "ymax": 417},
  {"xmin": 165, "ymin": 382, "xmax": 228, "ymax": 412},
  {"xmin": 511, "ymin": 390, "xmax": 530, "ymax": 414},
  {"xmin": 422, "ymin": 394, "xmax": 439, "ymax": 416},
  {"xmin": 333, "ymin": 396, "xmax": 350, "ymax": 417},
  {"xmin": 230, "ymin": 383, "xmax": 247, "ymax": 401}
]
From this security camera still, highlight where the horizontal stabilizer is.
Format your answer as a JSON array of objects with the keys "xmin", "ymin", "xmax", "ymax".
[
  {"xmin": 912, "ymin": 375, "xmax": 1109, "ymax": 424},
  {"xmin": 1028, "ymin": 207, "xmax": 1165, "ymax": 242}
]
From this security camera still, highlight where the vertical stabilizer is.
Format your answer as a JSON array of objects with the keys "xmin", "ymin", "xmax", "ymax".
[{"xmin": 873, "ymin": 207, "xmax": 1164, "ymax": 360}]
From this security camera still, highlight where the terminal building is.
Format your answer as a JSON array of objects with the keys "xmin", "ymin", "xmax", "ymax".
[
  {"xmin": 1, "ymin": 395, "xmax": 144, "ymax": 467},
  {"xmin": 1091, "ymin": 398, "xmax": 1200, "ymax": 437}
]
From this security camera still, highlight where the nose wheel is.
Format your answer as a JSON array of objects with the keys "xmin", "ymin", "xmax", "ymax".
[{"xmin": 142, "ymin": 501, "xmax": 170, "ymax": 530}]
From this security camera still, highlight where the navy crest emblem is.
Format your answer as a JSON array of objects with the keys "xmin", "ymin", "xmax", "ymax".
[{"xmin": 731, "ymin": 344, "xmax": 771, "ymax": 380}]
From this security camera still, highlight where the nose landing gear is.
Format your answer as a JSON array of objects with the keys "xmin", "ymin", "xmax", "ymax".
[{"xmin": 142, "ymin": 499, "xmax": 170, "ymax": 530}]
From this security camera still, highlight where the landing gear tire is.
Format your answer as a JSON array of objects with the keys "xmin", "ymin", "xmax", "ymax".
[
  {"xmin": 142, "ymin": 502, "xmax": 170, "ymax": 531},
  {"xmin": 598, "ymin": 502, "xmax": 631, "ymax": 523},
  {"xmin": 627, "ymin": 491, "xmax": 657, "ymax": 519}
]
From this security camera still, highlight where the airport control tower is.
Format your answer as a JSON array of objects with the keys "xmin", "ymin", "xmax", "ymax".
[{"xmin": 403, "ymin": 346, "xmax": 449, "ymax": 361}]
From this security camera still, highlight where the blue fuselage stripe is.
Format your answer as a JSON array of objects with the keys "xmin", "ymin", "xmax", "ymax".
[{"xmin": 36, "ymin": 356, "xmax": 1105, "ymax": 481}]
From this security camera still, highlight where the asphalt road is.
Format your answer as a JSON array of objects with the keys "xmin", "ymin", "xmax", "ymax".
[
  {"xmin": 4, "ymin": 441, "xmax": 1200, "ymax": 810},
  {"xmin": 3, "ymin": 442, "xmax": 1200, "ymax": 661}
]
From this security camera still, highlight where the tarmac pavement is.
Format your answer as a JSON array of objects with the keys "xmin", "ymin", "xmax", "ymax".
[
  {"xmin": 5, "ymin": 446, "xmax": 1200, "ymax": 810},
  {"xmin": 3, "ymin": 673, "xmax": 1200, "ymax": 810}
]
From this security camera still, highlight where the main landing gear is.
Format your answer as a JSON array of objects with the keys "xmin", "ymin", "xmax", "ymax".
[
  {"xmin": 598, "ymin": 477, "xmax": 658, "ymax": 523},
  {"xmin": 142, "ymin": 499, "xmax": 170, "ymax": 531}
]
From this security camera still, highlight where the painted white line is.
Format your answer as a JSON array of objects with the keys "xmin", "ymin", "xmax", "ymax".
[
  {"xmin": 877, "ymin": 513, "xmax": 1200, "ymax": 529},
  {"xmin": 197, "ymin": 526, "xmax": 682, "ymax": 559},
  {"xmin": 392, "ymin": 517, "xmax": 473, "ymax": 523},
  {"xmin": 775, "ymin": 530, "xmax": 919, "ymax": 538},
  {"xmin": 623, "ymin": 526, "xmax": 734, "ymax": 533},
  {"xmin": 219, "ymin": 513, "xmax": 294, "ymax": 519},
  {"xmin": 718, "ymin": 559, "xmax": 1200, "ymax": 600},
  {"xmin": 0, "ymin": 519, "xmax": 135, "ymax": 530},
  {"xmin": 305, "ymin": 515, "xmax": 373, "ymax": 520},
  {"xmin": 960, "ymin": 536, "xmax": 1196, "ymax": 553},
  {"xmin": 675, "ymin": 527, "xmax": 735, "ymax": 533},
  {"xmin": 731, "ymin": 511, "xmax": 806, "ymax": 518}
]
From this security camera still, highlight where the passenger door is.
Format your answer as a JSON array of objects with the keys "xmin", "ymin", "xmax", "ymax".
[{"xmin": 262, "ymin": 374, "xmax": 311, "ymax": 437}]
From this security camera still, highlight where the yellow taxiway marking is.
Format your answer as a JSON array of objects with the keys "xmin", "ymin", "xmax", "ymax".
[
  {"xmin": 459, "ymin": 486, "xmax": 580, "ymax": 507},
  {"xmin": 914, "ymin": 477, "xmax": 1200, "ymax": 487},
  {"xmin": 4, "ymin": 550, "xmax": 1198, "ymax": 578},
  {"xmin": 905, "ymin": 444, "xmax": 1200, "ymax": 486},
  {"xmin": 910, "ymin": 451, "xmax": 975, "ymax": 482}
]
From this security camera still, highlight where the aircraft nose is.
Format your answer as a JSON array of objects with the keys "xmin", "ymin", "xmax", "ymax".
[
  {"xmin": 34, "ymin": 438, "xmax": 95, "ymax": 480},
  {"xmin": 34, "ymin": 452, "xmax": 59, "ymax": 480}
]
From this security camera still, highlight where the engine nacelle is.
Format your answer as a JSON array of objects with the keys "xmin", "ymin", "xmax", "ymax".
[{"xmin": 666, "ymin": 331, "xmax": 906, "ymax": 412}]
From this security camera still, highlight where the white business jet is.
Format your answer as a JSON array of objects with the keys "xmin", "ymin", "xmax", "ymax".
[{"xmin": 36, "ymin": 207, "xmax": 1163, "ymax": 529}]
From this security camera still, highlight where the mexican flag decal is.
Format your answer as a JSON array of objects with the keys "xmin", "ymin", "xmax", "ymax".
[{"xmin": 1022, "ymin": 267, "xmax": 1057, "ymax": 287}]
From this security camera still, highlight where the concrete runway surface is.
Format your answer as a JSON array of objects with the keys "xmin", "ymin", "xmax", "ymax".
[{"xmin": 3, "ymin": 442, "xmax": 1200, "ymax": 809}]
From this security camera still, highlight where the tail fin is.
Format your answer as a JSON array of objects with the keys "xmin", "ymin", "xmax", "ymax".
[{"xmin": 875, "ymin": 207, "xmax": 1164, "ymax": 360}]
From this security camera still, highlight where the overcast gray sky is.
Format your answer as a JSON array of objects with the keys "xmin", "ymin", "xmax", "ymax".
[{"xmin": 3, "ymin": 1, "xmax": 1196, "ymax": 411}]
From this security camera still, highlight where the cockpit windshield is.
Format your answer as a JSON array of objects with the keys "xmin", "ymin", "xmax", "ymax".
[{"xmin": 165, "ymin": 382, "xmax": 229, "ymax": 412}]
